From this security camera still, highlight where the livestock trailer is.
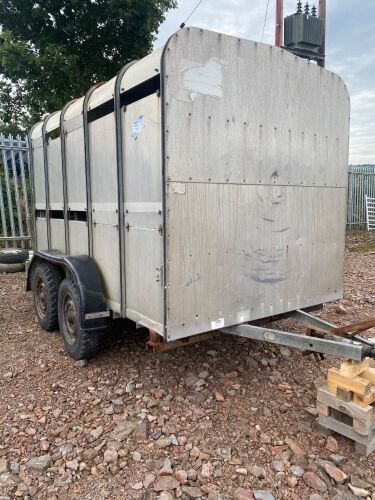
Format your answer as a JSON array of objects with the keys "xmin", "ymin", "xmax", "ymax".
[{"xmin": 28, "ymin": 27, "xmax": 374, "ymax": 361}]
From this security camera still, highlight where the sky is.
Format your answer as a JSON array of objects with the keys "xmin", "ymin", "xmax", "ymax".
[{"xmin": 155, "ymin": 0, "xmax": 375, "ymax": 165}]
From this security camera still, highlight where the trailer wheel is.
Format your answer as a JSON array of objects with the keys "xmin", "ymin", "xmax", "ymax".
[
  {"xmin": 58, "ymin": 277, "xmax": 101, "ymax": 360},
  {"xmin": 32, "ymin": 262, "xmax": 62, "ymax": 331}
]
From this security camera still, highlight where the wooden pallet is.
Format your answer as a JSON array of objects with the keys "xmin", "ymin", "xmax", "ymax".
[{"xmin": 317, "ymin": 358, "xmax": 375, "ymax": 455}]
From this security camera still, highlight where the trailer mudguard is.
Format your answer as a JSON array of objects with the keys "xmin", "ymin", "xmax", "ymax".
[{"xmin": 26, "ymin": 250, "xmax": 110, "ymax": 332}]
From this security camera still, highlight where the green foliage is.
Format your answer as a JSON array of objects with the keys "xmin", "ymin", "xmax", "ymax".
[{"xmin": 0, "ymin": 0, "xmax": 176, "ymax": 133}]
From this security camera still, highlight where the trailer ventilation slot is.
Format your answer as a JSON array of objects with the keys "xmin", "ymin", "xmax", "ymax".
[
  {"xmin": 49, "ymin": 210, "xmax": 64, "ymax": 220},
  {"xmin": 68, "ymin": 210, "xmax": 87, "ymax": 222}
]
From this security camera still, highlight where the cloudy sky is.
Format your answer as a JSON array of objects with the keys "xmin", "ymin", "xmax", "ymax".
[{"xmin": 155, "ymin": 0, "xmax": 375, "ymax": 165}]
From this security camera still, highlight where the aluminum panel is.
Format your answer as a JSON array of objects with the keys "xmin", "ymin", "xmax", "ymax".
[
  {"xmin": 65, "ymin": 126, "xmax": 86, "ymax": 210},
  {"xmin": 123, "ymin": 94, "xmax": 162, "ymax": 203},
  {"xmin": 36, "ymin": 217, "xmax": 48, "ymax": 250},
  {"xmin": 166, "ymin": 183, "xmax": 346, "ymax": 340},
  {"xmin": 46, "ymin": 111, "xmax": 61, "ymax": 133},
  {"xmin": 50, "ymin": 219, "xmax": 66, "ymax": 251},
  {"xmin": 31, "ymin": 122, "xmax": 43, "ymax": 140},
  {"xmin": 64, "ymin": 97, "xmax": 84, "ymax": 121},
  {"xmin": 32, "ymin": 144, "xmax": 45, "ymax": 208},
  {"xmin": 47, "ymin": 138, "xmax": 64, "ymax": 210},
  {"xmin": 69, "ymin": 220, "xmax": 88, "ymax": 255},
  {"xmin": 88, "ymin": 77, "xmax": 116, "ymax": 111},
  {"xmin": 163, "ymin": 29, "xmax": 350, "ymax": 188},
  {"xmin": 121, "ymin": 48, "xmax": 162, "ymax": 91},
  {"xmin": 89, "ymin": 112, "xmax": 120, "ymax": 309},
  {"xmin": 163, "ymin": 28, "xmax": 350, "ymax": 340},
  {"xmin": 123, "ymin": 93, "xmax": 163, "ymax": 330},
  {"xmin": 125, "ymin": 226, "xmax": 164, "ymax": 332}
]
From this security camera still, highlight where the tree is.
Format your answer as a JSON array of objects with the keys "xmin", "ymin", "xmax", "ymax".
[{"xmin": 0, "ymin": 0, "xmax": 176, "ymax": 133}]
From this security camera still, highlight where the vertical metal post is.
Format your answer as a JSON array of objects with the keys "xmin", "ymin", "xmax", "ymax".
[
  {"xmin": 318, "ymin": 0, "xmax": 326, "ymax": 67},
  {"xmin": 114, "ymin": 61, "xmax": 137, "ymax": 317},
  {"xmin": 60, "ymin": 99, "xmax": 77, "ymax": 255},
  {"xmin": 9, "ymin": 135, "xmax": 24, "ymax": 243},
  {"xmin": 0, "ymin": 165, "xmax": 8, "ymax": 246},
  {"xmin": 83, "ymin": 83, "xmax": 105, "ymax": 257},
  {"xmin": 1, "ymin": 133, "xmax": 16, "ymax": 246},
  {"xmin": 18, "ymin": 135, "xmax": 31, "ymax": 239},
  {"xmin": 42, "ymin": 115, "xmax": 52, "ymax": 249},
  {"xmin": 28, "ymin": 125, "xmax": 38, "ymax": 250},
  {"xmin": 275, "ymin": 0, "xmax": 283, "ymax": 47}
]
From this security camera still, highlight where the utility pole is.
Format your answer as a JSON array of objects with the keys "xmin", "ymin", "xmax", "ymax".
[
  {"xmin": 318, "ymin": 0, "xmax": 326, "ymax": 67},
  {"xmin": 275, "ymin": 0, "xmax": 283, "ymax": 47}
]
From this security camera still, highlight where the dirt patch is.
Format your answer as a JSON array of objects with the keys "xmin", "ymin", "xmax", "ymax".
[
  {"xmin": 346, "ymin": 230, "xmax": 375, "ymax": 253},
  {"xmin": 0, "ymin": 235, "xmax": 374, "ymax": 499}
]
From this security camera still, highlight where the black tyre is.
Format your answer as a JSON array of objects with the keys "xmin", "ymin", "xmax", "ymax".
[
  {"xmin": 0, "ymin": 248, "xmax": 29, "ymax": 264},
  {"xmin": 0, "ymin": 262, "xmax": 25, "ymax": 273},
  {"xmin": 58, "ymin": 277, "xmax": 101, "ymax": 360},
  {"xmin": 32, "ymin": 262, "xmax": 62, "ymax": 331}
]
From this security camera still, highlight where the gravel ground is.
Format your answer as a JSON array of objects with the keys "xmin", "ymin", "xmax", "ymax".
[{"xmin": 0, "ymin": 233, "xmax": 374, "ymax": 500}]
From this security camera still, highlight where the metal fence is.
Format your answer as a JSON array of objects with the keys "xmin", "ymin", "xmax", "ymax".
[
  {"xmin": 0, "ymin": 133, "xmax": 32, "ymax": 247},
  {"xmin": 347, "ymin": 165, "xmax": 375, "ymax": 230}
]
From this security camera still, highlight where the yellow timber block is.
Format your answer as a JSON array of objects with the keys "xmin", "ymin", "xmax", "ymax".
[
  {"xmin": 327, "ymin": 368, "xmax": 371, "ymax": 397},
  {"xmin": 361, "ymin": 368, "xmax": 375, "ymax": 385},
  {"xmin": 339, "ymin": 358, "xmax": 371, "ymax": 379},
  {"xmin": 353, "ymin": 388, "xmax": 375, "ymax": 407}
]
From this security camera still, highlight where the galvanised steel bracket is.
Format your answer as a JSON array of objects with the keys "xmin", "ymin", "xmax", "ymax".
[{"xmin": 220, "ymin": 309, "xmax": 374, "ymax": 361}]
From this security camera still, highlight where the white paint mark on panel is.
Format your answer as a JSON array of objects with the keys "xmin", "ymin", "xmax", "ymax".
[
  {"xmin": 182, "ymin": 58, "xmax": 224, "ymax": 101},
  {"xmin": 169, "ymin": 182, "xmax": 186, "ymax": 194},
  {"xmin": 237, "ymin": 310, "xmax": 250, "ymax": 323},
  {"xmin": 211, "ymin": 317, "xmax": 224, "ymax": 330},
  {"xmin": 132, "ymin": 115, "xmax": 144, "ymax": 138}
]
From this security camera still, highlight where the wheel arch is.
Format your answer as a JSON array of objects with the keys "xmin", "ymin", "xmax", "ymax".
[{"xmin": 27, "ymin": 251, "xmax": 110, "ymax": 331}]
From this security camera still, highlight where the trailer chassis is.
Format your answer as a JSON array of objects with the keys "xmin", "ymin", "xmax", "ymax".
[{"xmin": 147, "ymin": 309, "xmax": 375, "ymax": 361}]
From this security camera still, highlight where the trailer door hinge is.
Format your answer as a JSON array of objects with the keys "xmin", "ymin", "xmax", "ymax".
[
  {"xmin": 158, "ymin": 224, "xmax": 163, "ymax": 235},
  {"xmin": 156, "ymin": 266, "xmax": 164, "ymax": 287}
]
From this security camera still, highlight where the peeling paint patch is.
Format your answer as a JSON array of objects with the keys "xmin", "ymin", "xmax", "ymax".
[
  {"xmin": 169, "ymin": 182, "xmax": 186, "ymax": 194},
  {"xmin": 237, "ymin": 310, "xmax": 250, "ymax": 323},
  {"xmin": 211, "ymin": 317, "xmax": 224, "ymax": 330},
  {"xmin": 183, "ymin": 58, "xmax": 224, "ymax": 101}
]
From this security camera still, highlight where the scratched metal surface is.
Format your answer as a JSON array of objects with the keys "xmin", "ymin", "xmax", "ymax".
[
  {"xmin": 163, "ymin": 28, "xmax": 350, "ymax": 341},
  {"xmin": 123, "ymin": 94, "xmax": 164, "ymax": 332},
  {"xmin": 89, "ymin": 112, "xmax": 121, "ymax": 312}
]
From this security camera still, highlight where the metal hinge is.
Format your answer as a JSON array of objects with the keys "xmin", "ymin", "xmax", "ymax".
[{"xmin": 156, "ymin": 266, "xmax": 164, "ymax": 287}]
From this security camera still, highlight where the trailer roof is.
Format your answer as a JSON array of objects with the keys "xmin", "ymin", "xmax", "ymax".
[{"xmin": 30, "ymin": 46, "xmax": 163, "ymax": 140}]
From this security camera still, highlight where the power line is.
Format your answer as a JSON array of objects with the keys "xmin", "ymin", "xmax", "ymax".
[
  {"xmin": 261, "ymin": 0, "xmax": 270, "ymax": 42},
  {"xmin": 180, "ymin": 0, "xmax": 205, "ymax": 29}
]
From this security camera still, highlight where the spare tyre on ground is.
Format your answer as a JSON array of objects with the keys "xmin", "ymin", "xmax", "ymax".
[{"xmin": 0, "ymin": 248, "xmax": 29, "ymax": 273}]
